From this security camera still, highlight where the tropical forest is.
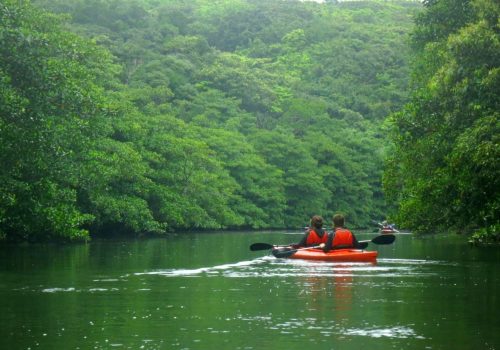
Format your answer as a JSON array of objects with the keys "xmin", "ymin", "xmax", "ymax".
[{"xmin": 0, "ymin": 0, "xmax": 498, "ymax": 243}]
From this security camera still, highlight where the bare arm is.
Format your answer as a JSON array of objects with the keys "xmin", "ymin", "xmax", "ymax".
[
  {"xmin": 323, "ymin": 232, "xmax": 334, "ymax": 252},
  {"xmin": 297, "ymin": 230, "xmax": 309, "ymax": 247}
]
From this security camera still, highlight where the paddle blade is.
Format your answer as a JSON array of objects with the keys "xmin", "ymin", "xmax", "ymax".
[
  {"xmin": 372, "ymin": 234, "xmax": 396, "ymax": 245},
  {"xmin": 272, "ymin": 248, "xmax": 296, "ymax": 258},
  {"xmin": 250, "ymin": 242, "xmax": 274, "ymax": 251},
  {"xmin": 356, "ymin": 241, "xmax": 369, "ymax": 249}
]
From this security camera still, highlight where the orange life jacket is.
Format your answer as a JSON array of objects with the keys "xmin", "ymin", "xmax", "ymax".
[
  {"xmin": 332, "ymin": 228, "xmax": 355, "ymax": 248},
  {"xmin": 306, "ymin": 229, "xmax": 328, "ymax": 246}
]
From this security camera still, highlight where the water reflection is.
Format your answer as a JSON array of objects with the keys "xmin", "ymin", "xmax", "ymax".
[
  {"xmin": 2, "ymin": 234, "xmax": 499, "ymax": 350},
  {"xmin": 294, "ymin": 262, "xmax": 356, "ymax": 330},
  {"xmin": 130, "ymin": 256, "xmax": 447, "ymax": 344}
]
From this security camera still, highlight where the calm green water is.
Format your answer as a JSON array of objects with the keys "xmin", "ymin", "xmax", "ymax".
[{"xmin": 1, "ymin": 231, "xmax": 499, "ymax": 350}]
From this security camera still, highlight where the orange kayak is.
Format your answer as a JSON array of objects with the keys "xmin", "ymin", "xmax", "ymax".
[{"xmin": 278, "ymin": 248, "xmax": 378, "ymax": 262}]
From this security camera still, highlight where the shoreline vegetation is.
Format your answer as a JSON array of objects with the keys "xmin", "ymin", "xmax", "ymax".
[{"xmin": 1, "ymin": 0, "xmax": 497, "ymax": 244}]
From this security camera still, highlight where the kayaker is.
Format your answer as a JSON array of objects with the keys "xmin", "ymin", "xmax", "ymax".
[
  {"xmin": 323, "ymin": 213, "xmax": 359, "ymax": 251},
  {"xmin": 380, "ymin": 220, "xmax": 397, "ymax": 232},
  {"xmin": 297, "ymin": 215, "xmax": 329, "ymax": 248}
]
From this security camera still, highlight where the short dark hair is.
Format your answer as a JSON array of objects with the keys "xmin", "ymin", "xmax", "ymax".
[
  {"xmin": 310, "ymin": 215, "xmax": 323, "ymax": 229},
  {"xmin": 332, "ymin": 213, "xmax": 345, "ymax": 227}
]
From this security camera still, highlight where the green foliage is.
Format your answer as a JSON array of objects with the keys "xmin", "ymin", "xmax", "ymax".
[
  {"xmin": 469, "ymin": 224, "xmax": 500, "ymax": 246},
  {"xmin": 385, "ymin": 0, "xmax": 499, "ymax": 234},
  {"xmin": 195, "ymin": 127, "xmax": 286, "ymax": 228},
  {"xmin": 2, "ymin": 0, "xmax": 421, "ymax": 241},
  {"xmin": 0, "ymin": 0, "xmax": 113, "ymax": 241},
  {"xmin": 250, "ymin": 130, "xmax": 329, "ymax": 227}
]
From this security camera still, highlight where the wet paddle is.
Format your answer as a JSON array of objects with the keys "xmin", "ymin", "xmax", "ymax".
[
  {"xmin": 249, "ymin": 242, "xmax": 275, "ymax": 251},
  {"xmin": 356, "ymin": 241, "xmax": 369, "ymax": 249},
  {"xmin": 354, "ymin": 234, "xmax": 395, "ymax": 248},
  {"xmin": 249, "ymin": 242, "xmax": 290, "ymax": 251},
  {"xmin": 367, "ymin": 233, "xmax": 396, "ymax": 245},
  {"xmin": 272, "ymin": 245, "xmax": 322, "ymax": 258}
]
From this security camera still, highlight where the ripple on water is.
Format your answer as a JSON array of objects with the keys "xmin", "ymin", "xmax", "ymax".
[
  {"xmin": 41, "ymin": 287, "xmax": 76, "ymax": 293},
  {"xmin": 40, "ymin": 287, "xmax": 122, "ymax": 293},
  {"xmin": 236, "ymin": 315, "xmax": 424, "ymax": 340},
  {"xmin": 132, "ymin": 256, "xmax": 448, "ymax": 280},
  {"xmin": 343, "ymin": 325, "xmax": 425, "ymax": 339}
]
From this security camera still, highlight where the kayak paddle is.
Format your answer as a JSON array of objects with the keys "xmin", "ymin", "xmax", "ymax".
[
  {"xmin": 272, "ymin": 245, "xmax": 322, "ymax": 258},
  {"xmin": 355, "ymin": 234, "xmax": 395, "ymax": 248},
  {"xmin": 249, "ymin": 242, "xmax": 275, "ymax": 251},
  {"xmin": 367, "ymin": 234, "xmax": 396, "ymax": 245},
  {"xmin": 249, "ymin": 242, "xmax": 291, "ymax": 251},
  {"xmin": 356, "ymin": 241, "xmax": 369, "ymax": 249}
]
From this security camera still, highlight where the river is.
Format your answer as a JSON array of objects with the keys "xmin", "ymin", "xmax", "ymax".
[{"xmin": 1, "ymin": 231, "xmax": 499, "ymax": 350}]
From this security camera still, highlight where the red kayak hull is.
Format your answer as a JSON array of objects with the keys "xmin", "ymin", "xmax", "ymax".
[{"xmin": 284, "ymin": 248, "xmax": 378, "ymax": 262}]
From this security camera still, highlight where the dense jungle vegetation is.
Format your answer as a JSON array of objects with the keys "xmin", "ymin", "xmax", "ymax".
[
  {"xmin": 0, "ymin": 0, "xmax": 497, "ymax": 242},
  {"xmin": 385, "ymin": 0, "xmax": 499, "ymax": 242}
]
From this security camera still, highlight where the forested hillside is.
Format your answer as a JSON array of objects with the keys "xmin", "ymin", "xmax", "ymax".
[
  {"xmin": 384, "ymin": 0, "xmax": 499, "ymax": 242},
  {"xmin": 1, "ymin": 0, "xmax": 421, "ymax": 241}
]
